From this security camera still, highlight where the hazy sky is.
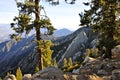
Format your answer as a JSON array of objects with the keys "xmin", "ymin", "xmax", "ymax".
[{"xmin": 0, "ymin": 0, "xmax": 89, "ymax": 31}]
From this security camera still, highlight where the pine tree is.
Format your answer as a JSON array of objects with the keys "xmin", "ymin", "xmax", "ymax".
[
  {"xmin": 38, "ymin": 40, "xmax": 53, "ymax": 69},
  {"xmin": 86, "ymin": 49, "xmax": 91, "ymax": 57},
  {"xmin": 11, "ymin": 0, "xmax": 55, "ymax": 70},
  {"xmin": 63, "ymin": 58, "xmax": 68, "ymax": 68},
  {"xmin": 52, "ymin": 59, "xmax": 58, "ymax": 68},
  {"xmin": 35, "ymin": 64, "xmax": 39, "ymax": 73},
  {"xmin": 68, "ymin": 57, "xmax": 73, "ymax": 67},
  {"xmin": 79, "ymin": 0, "xmax": 120, "ymax": 58},
  {"xmin": 16, "ymin": 67, "xmax": 22, "ymax": 80}
]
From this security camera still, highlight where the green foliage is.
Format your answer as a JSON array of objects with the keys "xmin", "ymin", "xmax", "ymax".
[
  {"xmin": 11, "ymin": 0, "xmax": 55, "ymax": 70},
  {"xmin": 86, "ymin": 49, "xmax": 91, "ymax": 57},
  {"xmin": 68, "ymin": 57, "xmax": 73, "ymax": 67},
  {"xmin": 0, "ymin": 77, "xmax": 2, "ymax": 80},
  {"xmin": 37, "ymin": 40, "xmax": 53, "ymax": 69},
  {"xmin": 80, "ymin": 0, "xmax": 120, "ymax": 58},
  {"xmin": 35, "ymin": 64, "xmax": 40, "ymax": 73},
  {"xmin": 11, "ymin": 0, "xmax": 55, "ymax": 40},
  {"xmin": 90, "ymin": 48, "xmax": 99, "ymax": 58},
  {"xmin": 86, "ymin": 48, "xmax": 99, "ymax": 58},
  {"xmin": 65, "ymin": 64, "xmax": 80, "ymax": 72},
  {"xmin": 63, "ymin": 58, "xmax": 68, "ymax": 68},
  {"xmin": 52, "ymin": 59, "xmax": 58, "ymax": 68},
  {"xmin": 16, "ymin": 67, "xmax": 22, "ymax": 80},
  {"xmin": 62, "ymin": 57, "xmax": 74, "ymax": 71}
]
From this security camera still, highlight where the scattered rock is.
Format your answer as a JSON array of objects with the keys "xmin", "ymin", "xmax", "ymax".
[
  {"xmin": 112, "ymin": 45, "xmax": 120, "ymax": 58},
  {"xmin": 88, "ymin": 74, "xmax": 104, "ymax": 80},
  {"xmin": 63, "ymin": 74, "xmax": 74, "ymax": 80},
  {"xmin": 63, "ymin": 74, "xmax": 70, "ymax": 80},
  {"xmin": 102, "ymin": 76, "xmax": 111, "ymax": 80},
  {"xmin": 79, "ymin": 68, "xmax": 92, "ymax": 75},
  {"xmin": 76, "ymin": 74, "xmax": 88, "ymax": 80},
  {"xmin": 83, "ymin": 57, "xmax": 97, "ymax": 64},
  {"xmin": 97, "ymin": 70, "xmax": 108, "ymax": 76},
  {"xmin": 72, "ymin": 69, "xmax": 79, "ymax": 74},
  {"xmin": 22, "ymin": 74, "xmax": 32, "ymax": 80},
  {"xmin": 35, "ymin": 66, "xmax": 64, "ymax": 80},
  {"xmin": 3, "ymin": 74, "xmax": 16, "ymax": 80},
  {"xmin": 111, "ymin": 69, "xmax": 120, "ymax": 80}
]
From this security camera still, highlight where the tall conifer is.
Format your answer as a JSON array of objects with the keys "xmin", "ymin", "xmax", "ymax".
[
  {"xmin": 11, "ymin": 0, "xmax": 55, "ymax": 70},
  {"xmin": 79, "ymin": 0, "xmax": 120, "ymax": 58}
]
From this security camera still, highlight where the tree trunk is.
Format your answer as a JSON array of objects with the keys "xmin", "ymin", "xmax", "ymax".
[
  {"xmin": 105, "ymin": 31, "xmax": 113, "ymax": 58},
  {"xmin": 35, "ymin": 0, "xmax": 42, "ymax": 70},
  {"xmin": 106, "ymin": 47, "xmax": 112, "ymax": 58},
  {"xmin": 102, "ymin": 2, "xmax": 116, "ymax": 59}
]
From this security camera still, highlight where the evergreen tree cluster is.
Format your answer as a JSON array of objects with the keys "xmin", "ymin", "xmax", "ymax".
[{"xmin": 79, "ymin": 0, "xmax": 120, "ymax": 58}]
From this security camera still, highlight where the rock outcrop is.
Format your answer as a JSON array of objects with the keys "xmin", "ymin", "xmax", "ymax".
[
  {"xmin": 78, "ymin": 56, "xmax": 120, "ymax": 80},
  {"xmin": 112, "ymin": 45, "xmax": 120, "ymax": 58},
  {"xmin": 3, "ymin": 74, "xmax": 16, "ymax": 80},
  {"xmin": 111, "ymin": 69, "xmax": 120, "ymax": 80},
  {"xmin": 35, "ymin": 66, "xmax": 64, "ymax": 80}
]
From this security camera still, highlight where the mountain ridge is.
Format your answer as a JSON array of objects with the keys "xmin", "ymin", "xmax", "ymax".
[
  {"xmin": 0, "ymin": 26, "xmax": 98, "ymax": 77},
  {"xmin": 0, "ymin": 24, "xmax": 73, "ymax": 43},
  {"xmin": 53, "ymin": 28, "xmax": 73, "ymax": 37}
]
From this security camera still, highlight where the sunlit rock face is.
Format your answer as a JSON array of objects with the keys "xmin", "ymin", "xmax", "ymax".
[
  {"xmin": 53, "ymin": 27, "xmax": 98, "ymax": 67},
  {"xmin": 112, "ymin": 45, "xmax": 120, "ymax": 58},
  {"xmin": 3, "ymin": 74, "xmax": 17, "ymax": 80}
]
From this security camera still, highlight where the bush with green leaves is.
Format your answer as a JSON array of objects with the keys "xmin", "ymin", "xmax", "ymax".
[
  {"xmin": 35, "ymin": 64, "xmax": 39, "ymax": 73},
  {"xmin": 37, "ymin": 40, "xmax": 53, "ymax": 69},
  {"xmin": 52, "ymin": 59, "xmax": 58, "ymax": 68},
  {"xmin": 16, "ymin": 67, "xmax": 22, "ymax": 80},
  {"xmin": 86, "ymin": 48, "xmax": 99, "ymax": 58},
  {"xmin": 62, "ymin": 57, "xmax": 74, "ymax": 71}
]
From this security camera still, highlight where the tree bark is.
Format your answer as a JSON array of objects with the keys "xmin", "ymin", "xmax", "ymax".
[{"xmin": 35, "ymin": 0, "xmax": 42, "ymax": 70}]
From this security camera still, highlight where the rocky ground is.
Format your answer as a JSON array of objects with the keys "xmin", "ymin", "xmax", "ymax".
[
  {"xmin": 3, "ymin": 45, "xmax": 120, "ymax": 80},
  {"xmin": 4, "ymin": 57, "xmax": 120, "ymax": 80}
]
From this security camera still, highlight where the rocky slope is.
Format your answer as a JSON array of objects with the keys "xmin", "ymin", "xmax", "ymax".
[
  {"xmin": 0, "ymin": 27, "xmax": 98, "ymax": 77},
  {"xmin": 52, "ymin": 27, "xmax": 98, "ymax": 67},
  {"xmin": 1, "ymin": 25, "xmax": 120, "ymax": 80},
  {"xmin": 4, "ymin": 53, "xmax": 120, "ymax": 80}
]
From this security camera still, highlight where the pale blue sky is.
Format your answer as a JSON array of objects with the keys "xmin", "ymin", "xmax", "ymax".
[{"xmin": 0, "ymin": 0, "xmax": 89, "ymax": 31}]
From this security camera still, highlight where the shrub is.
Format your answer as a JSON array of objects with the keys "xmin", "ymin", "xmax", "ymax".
[
  {"xmin": 86, "ymin": 48, "xmax": 99, "ymax": 58},
  {"xmin": 52, "ymin": 59, "xmax": 58, "ymax": 68},
  {"xmin": 16, "ymin": 67, "xmax": 22, "ymax": 80}
]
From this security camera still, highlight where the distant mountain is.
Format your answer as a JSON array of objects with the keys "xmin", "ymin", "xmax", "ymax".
[
  {"xmin": 53, "ymin": 28, "xmax": 73, "ymax": 37},
  {"xmin": 0, "ymin": 24, "xmax": 35, "ymax": 43},
  {"xmin": 0, "ymin": 24, "xmax": 72, "ymax": 43},
  {"xmin": 0, "ymin": 26, "xmax": 99, "ymax": 77}
]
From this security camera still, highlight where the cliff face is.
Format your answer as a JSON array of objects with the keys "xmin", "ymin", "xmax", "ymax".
[
  {"xmin": 0, "ymin": 27, "xmax": 98, "ymax": 77},
  {"xmin": 0, "ymin": 35, "xmax": 36, "ymax": 76},
  {"xmin": 52, "ymin": 27, "xmax": 98, "ymax": 66}
]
